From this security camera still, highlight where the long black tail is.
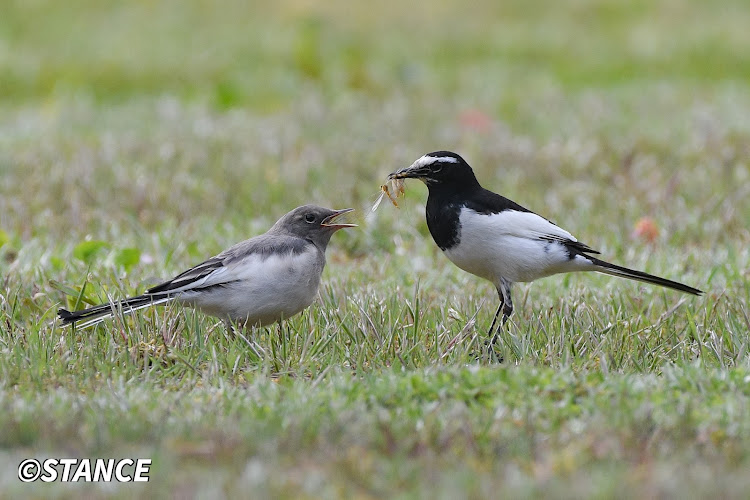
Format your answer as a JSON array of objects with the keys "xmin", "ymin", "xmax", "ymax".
[
  {"xmin": 58, "ymin": 293, "xmax": 174, "ymax": 328},
  {"xmin": 588, "ymin": 257, "xmax": 702, "ymax": 296}
]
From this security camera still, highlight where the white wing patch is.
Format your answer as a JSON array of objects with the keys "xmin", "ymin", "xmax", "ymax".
[
  {"xmin": 487, "ymin": 210, "xmax": 577, "ymax": 242},
  {"xmin": 444, "ymin": 208, "xmax": 594, "ymax": 284}
]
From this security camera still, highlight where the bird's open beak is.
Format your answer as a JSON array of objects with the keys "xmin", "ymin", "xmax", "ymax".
[
  {"xmin": 388, "ymin": 165, "xmax": 428, "ymax": 180},
  {"xmin": 322, "ymin": 208, "xmax": 357, "ymax": 229}
]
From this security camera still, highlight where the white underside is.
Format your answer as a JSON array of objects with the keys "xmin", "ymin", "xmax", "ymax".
[
  {"xmin": 177, "ymin": 247, "xmax": 324, "ymax": 326},
  {"xmin": 444, "ymin": 208, "xmax": 594, "ymax": 286}
]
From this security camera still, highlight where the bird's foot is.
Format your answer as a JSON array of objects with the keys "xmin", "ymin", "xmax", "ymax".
[
  {"xmin": 471, "ymin": 338, "xmax": 504, "ymax": 363},
  {"xmin": 484, "ymin": 339, "xmax": 504, "ymax": 363}
]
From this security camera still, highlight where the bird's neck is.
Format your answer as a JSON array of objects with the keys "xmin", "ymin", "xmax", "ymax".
[
  {"xmin": 424, "ymin": 183, "xmax": 481, "ymax": 251},
  {"xmin": 426, "ymin": 180, "xmax": 481, "ymax": 205},
  {"xmin": 308, "ymin": 235, "xmax": 333, "ymax": 255}
]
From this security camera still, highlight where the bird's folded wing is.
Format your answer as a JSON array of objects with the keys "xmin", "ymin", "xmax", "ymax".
[
  {"xmin": 492, "ymin": 210, "xmax": 600, "ymax": 254},
  {"xmin": 147, "ymin": 257, "xmax": 230, "ymax": 294},
  {"xmin": 145, "ymin": 234, "xmax": 313, "ymax": 295}
]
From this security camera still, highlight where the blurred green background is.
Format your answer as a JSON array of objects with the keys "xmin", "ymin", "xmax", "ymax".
[
  {"xmin": 1, "ymin": 0, "xmax": 748, "ymax": 247},
  {"xmin": 4, "ymin": 0, "xmax": 750, "ymax": 104}
]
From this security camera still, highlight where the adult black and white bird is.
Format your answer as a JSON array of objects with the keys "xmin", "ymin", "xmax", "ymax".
[
  {"xmin": 389, "ymin": 151, "xmax": 702, "ymax": 347},
  {"xmin": 58, "ymin": 205, "xmax": 355, "ymax": 329}
]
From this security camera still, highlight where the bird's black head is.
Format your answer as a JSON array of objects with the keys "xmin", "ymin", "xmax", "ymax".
[
  {"xmin": 388, "ymin": 151, "xmax": 479, "ymax": 188},
  {"xmin": 272, "ymin": 205, "xmax": 356, "ymax": 248}
]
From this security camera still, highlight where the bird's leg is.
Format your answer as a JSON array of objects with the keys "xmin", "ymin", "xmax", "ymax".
[
  {"xmin": 278, "ymin": 321, "xmax": 289, "ymax": 362},
  {"xmin": 486, "ymin": 279, "xmax": 513, "ymax": 360},
  {"xmin": 487, "ymin": 299, "xmax": 504, "ymax": 346},
  {"xmin": 501, "ymin": 286, "xmax": 513, "ymax": 326},
  {"xmin": 224, "ymin": 319, "xmax": 237, "ymax": 340}
]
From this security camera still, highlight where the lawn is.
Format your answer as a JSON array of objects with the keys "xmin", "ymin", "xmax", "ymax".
[{"xmin": 1, "ymin": 0, "xmax": 749, "ymax": 497}]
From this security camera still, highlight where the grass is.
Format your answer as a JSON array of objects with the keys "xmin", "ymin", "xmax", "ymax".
[{"xmin": 1, "ymin": 0, "xmax": 750, "ymax": 497}]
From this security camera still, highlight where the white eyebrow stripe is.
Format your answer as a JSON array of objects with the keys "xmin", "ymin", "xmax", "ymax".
[{"xmin": 410, "ymin": 155, "xmax": 459, "ymax": 169}]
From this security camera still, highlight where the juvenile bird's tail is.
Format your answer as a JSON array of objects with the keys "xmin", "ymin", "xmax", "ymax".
[
  {"xmin": 58, "ymin": 293, "xmax": 174, "ymax": 329},
  {"xmin": 588, "ymin": 257, "xmax": 703, "ymax": 295}
]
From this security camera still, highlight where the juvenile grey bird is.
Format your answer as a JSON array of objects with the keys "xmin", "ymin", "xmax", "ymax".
[
  {"xmin": 58, "ymin": 205, "xmax": 355, "ymax": 329},
  {"xmin": 389, "ymin": 151, "xmax": 702, "ymax": 347}
]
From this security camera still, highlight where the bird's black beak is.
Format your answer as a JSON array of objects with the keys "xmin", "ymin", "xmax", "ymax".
[
  {"xmin": 388, "ymin": 165, "xmax": 429, "ymax": 180},
  {"xmin": 322, "ymin": 208, "xmax": 357, "ymax": 229}
]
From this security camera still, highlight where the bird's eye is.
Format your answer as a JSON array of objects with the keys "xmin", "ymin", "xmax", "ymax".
[
  {"xmin": 304, "ymin": 213, "xmax": 316, "ymax": 223},
  {"xmin": 432, "ymin": 164, "xmax": 443, "ymax": 173}
]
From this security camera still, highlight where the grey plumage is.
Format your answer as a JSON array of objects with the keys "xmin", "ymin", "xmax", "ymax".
[{"xmin": 58, "ymin": 205, "xmax": 355, "ymax": 329}]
